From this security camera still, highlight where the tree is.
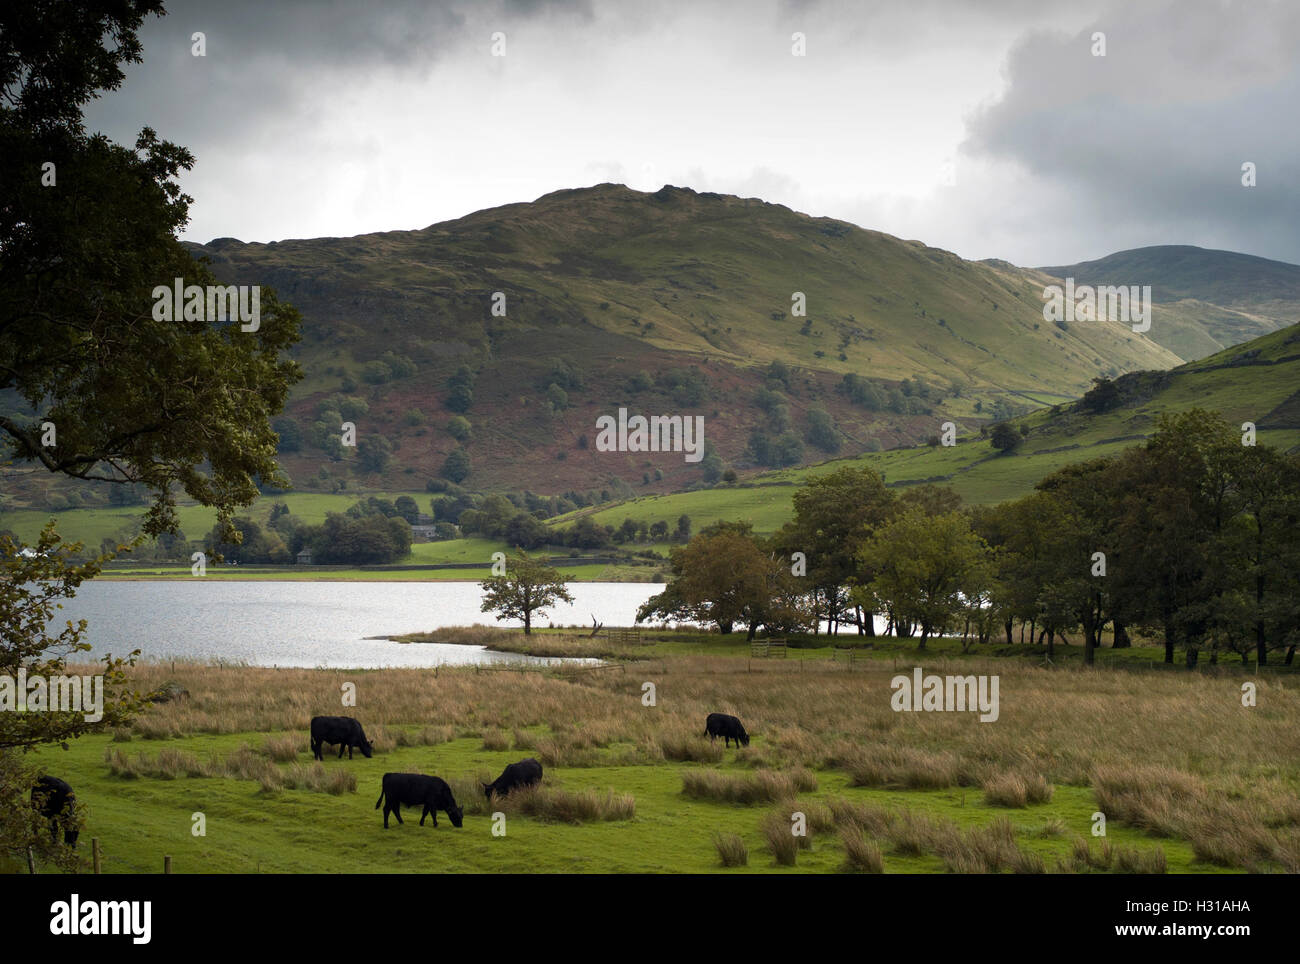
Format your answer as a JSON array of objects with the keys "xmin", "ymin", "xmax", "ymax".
[
  {"xmin": 806, "ymin": 407, "xmax": 840, "ymax": 453},
  {"xmin": 775, "ymin": 466, "xmax": 894, "ymax": 635},
  {"xmin": 858, "ymin": 509, "xmax": 991, "ymax": 649},
  {"xmin": 990, "ymin": 422, "xmax": 1021, "ymax": 452},
  {"xmin": 545, "ymin": 383, "xmax": 569, "ymax": 414},
  {"xmin": 1, "ymin": 525, "xmax": 146, "ymax": 868},
  {"xmin": 441, "ymin": 448, "xmax": 471, "ymax": 484},
  {"xmin": 0, "ymin": 2, "xmax": 301, "ymax": 542},
  {"xmin": 446, "ymin": 416, "xmax": 472, "ymax": 441},
  {"xmin": 480, "ymin": 551, "xmax": 574, "ymax": 634},
  {"xmin": 393, "ymin": 495, "xmax": 420, "ymax": 524},
  {"xmin": 637, "ymin": 528, "xmax": 772, "ymax": 634},
  {"xmin": 3, "ymin": 1, "xmax": 302, "ymax": 864},
  {"xmin": 675, "ymin": 514, "xmax": 692, "ymax": 542},
  {"xmin": 445, "ymin": 366, "xmax": 475, "ymax": 413},
  {"xmin": 357, "ymin": 434, "xmax": 392, "ymax": 473}
]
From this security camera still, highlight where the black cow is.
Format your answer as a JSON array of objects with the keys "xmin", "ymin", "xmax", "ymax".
[
  {"xmin": 705, "ymin": 712, "xmax": 750, "ymax": 748},
  {"xmin": 31, "ymin": 776, "xmax": 79, "ymax": 847},
  {"xmin": 375, "ymin": 773, "xmax": 463, "ymax": 829},
  {"xmin": 482, "ymin": 758, "xmax": 543, "ymax": 799},
  {"xmin": 310, "ymin": 716, "xmax": 374, "ymax": 760}
]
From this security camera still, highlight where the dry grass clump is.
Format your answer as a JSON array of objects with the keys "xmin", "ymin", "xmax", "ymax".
[
  {"xmin": 278, "ymin": 763, "xmax": 356, "ymax": 795},
  {"xmin": 844, "ymin": 744, "xmax": 967, "ymax": 790},
  {"xmin": 759, "ymin": 808, "xmax": 800, "ymax": 866},
  {"xmin": 262, "ymin": 734, "xmax": 300, "ymax": 762},
  {"xmin": 713, "ymin": 832, "xmax": 749, "ymax": 867},
  {"xmin": 840, "ymin": 830, "xmax": 884, "ymax": 873},
  {"xmin": 826, "ymin": 797, "xmax": 896, "ymax": 836},
  {"xmin": 103, "ymin": 745, "xmax": 357, "ymax": 794},
  {"xmin": 446, "ymin": 774, "xmax": 636, "ymax": 824},
  {"xmin": 491, "ymin": 785, "xmax": 635, "ymax": 824},
  {"xmin": 392, "ymin": 725, "xmax": 455, "ymax": 747},
  {"xmin": 481, "ymin": 729, "xmax": 510, "ymax": 752},
  {"xmin": 982, "ymin": 771, "xmax": 1054, "ymax": 808},
  {"xmin": 659, "ymin": 726, "xmax": 725, "ymax": 764},
  {"xmin": 681, "ymin": 769, "xmax": 816, "ymax": 804},
  {"xmin": 1115, "ymin": 845, "xmax": 1167, "ymax": 874}
]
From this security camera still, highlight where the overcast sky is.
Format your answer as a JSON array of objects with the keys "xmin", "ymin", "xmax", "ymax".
[{"xmin": 82, "ymin": 0, "xmax": 1300, "ymax": 266}]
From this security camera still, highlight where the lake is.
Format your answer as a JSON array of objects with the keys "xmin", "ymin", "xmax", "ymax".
[{"xmin": 51, "ymin": 581, "xmax": 664, "ymax": 669}]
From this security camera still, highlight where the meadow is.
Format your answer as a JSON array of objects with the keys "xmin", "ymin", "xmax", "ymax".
[{"xmin": 19, "ymin": 631, "xmax": 1300, "ymax": 875}]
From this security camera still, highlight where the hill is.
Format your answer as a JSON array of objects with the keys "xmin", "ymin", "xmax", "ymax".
[
  {"xmin": 1037, "ymin": 245, "xmax": 1300, "ymax": 360},
  {"xmin": 172, "ymin": 183, "xmax": 1185, "ymax": 497}
]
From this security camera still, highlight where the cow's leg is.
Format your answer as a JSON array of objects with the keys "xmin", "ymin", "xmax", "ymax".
[
  {"xmin": 393, "ymin": 804, "xmax": 403, "ymax": 825},
  {"xmin": 431, "ymin": 808, "xmax": 438, "ymax": 827},
  {"xmin": 420, "ymin": 804, "xmax": 429, "ymax": 826},
  {"xmin": 383, "ymin": 806, "xmax": 391, "ymax": 829}
]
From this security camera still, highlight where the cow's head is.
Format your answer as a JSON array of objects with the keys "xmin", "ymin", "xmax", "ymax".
[
  {"xmin": 360, "ymin": 740, "xmax": 374, "ymax": 759},
  {"xmin": 481, "ymin": 781, "xmax": 495, "ymax": 799},
  {"xmin": 448, "ymin": 803, "xmax": 464, "ymax": 828},
  {"xmin": 740, "ymin": 731, "xmax": 751, "ymax": 747}
]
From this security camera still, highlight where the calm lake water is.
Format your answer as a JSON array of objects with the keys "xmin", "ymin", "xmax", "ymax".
[{"xmin": 51, "ymin": 581, "xmax": 664, "ymax": 669}]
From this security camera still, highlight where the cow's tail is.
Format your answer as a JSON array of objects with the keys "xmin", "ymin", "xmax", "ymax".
[{"xmin": 374, "ymin": 788, "xmax": 385, "ymax": 809}]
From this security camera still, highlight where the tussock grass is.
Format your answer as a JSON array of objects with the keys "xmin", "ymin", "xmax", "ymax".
[
  {"xmin": 712, "ymin": 832, "xmax": 749, "ymax": 867},
  {"xmin": 280, "ymin": 763, "xmax": 356, "ymax": 795},
  {"xmin": 982, "ymin": 771, "xmax": 1054, "ymax": 808},
  {"xmin": 481, "ymin": 729, "xmax": 510, "ymax": 752},
  {"xmin": 681, "ymin": 769, "xmax": 816, "ymax": 804},
  {"xmin": 760, "ymin": 809, "xmax": 800, "ymax": 866},
  {"xmin": 827, "ymin": 797, "xmax": 896, "ymax": 836},
  {"xmin": 489, "ymin": 785, "xmax": 636, "ymax": 824},
  {"xmin": 103, "ymin": 746, "xmax": 355, "ymax": 794},
  {"xmin": 1115, "ymin": 845, "xmax": 1167, "ymax": 874},
  {"xmin": 262, "ymin": 735, "xmax": 300, "ymax": 762},
  {"xmin": 840, "ymin": 830, "xmax": 884, "ymax": 873},
  {"xmin": 844, "ymin": 745, "xmax": 968, "ymax": 790},
  {"xmin": 1035, "ymin": 817, "xmax": 1067, "ymax": 838}
]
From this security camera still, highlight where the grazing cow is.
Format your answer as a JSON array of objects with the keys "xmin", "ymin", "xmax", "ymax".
[
  {"xmin": 482, "ymin": 758, "xmax": 543, "ymax": 799},
  {"xmin": 704, "ymin": 712, "xmax": 750, "ymax": 748},
  {"xmin": 310, "ymin": 716, "xmax": 374, "ymax": 760},
  {"xmin": 375, "ymin": 773, "xmax": 463, "ymax": 829},
  {"xmin": 31, "ymin": 776, "xmax": 79, "ymax": 847}
]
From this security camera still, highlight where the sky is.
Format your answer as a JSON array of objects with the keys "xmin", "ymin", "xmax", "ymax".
[{"xmin": 82, "ymin": 0, "xmax": 1300, "ymax": 266}]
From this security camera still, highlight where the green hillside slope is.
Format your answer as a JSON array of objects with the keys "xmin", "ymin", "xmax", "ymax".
[
  {"xmin": 175, "ymin": 184, "xmax": 1182, "ymax": 495},
  {"xmin": 559, "ymin": 323, "xmax": 1300, "ymax": 535},
  {"xmin": 1037, "ymin": 245, "xmax": 1300, "ymax": 359}
]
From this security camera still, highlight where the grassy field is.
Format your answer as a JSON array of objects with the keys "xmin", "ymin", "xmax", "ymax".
[{"xmin": 17, "ymin": 634, "xmax": 1299, "ymax": 875}]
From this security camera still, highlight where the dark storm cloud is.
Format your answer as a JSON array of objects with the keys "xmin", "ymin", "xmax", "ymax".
[
  {"xmin": 82, "ymin": 0, "xmax": 571, "ymax": 145},
  {"xmin": 965, "ymin": 0, "xmax": 1300, "ymax": 262},
  {"xmin": 71, "ymin": 0, "xmax": 1300, "ymax": 263}
]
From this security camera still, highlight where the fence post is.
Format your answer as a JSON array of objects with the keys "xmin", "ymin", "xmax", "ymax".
[
  {"xmin": 92, "ymin": 837, "xmax": 101, "ymax": 874},
  {"xmin": 164, "ymin": 855, "xmax": 172, "ymax": 875}
]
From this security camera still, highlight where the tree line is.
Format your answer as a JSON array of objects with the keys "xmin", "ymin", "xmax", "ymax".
[{"xmin": 638, "ymin": 410, "xmax": 1300, "ymax": 666}]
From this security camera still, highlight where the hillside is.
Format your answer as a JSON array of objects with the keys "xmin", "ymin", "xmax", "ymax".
[
  {"xmin": 5, "ymin": 186, "xmax": 1291, "ymax": 521},
  {"xmin": 557, "ymin": 322, "xmax": 1300, "ymax": 535},
  {"xmin": 170, "ymin": 183, "xmax": 1187, "ymax": 497},
  {"xmin": 1037, "ymin": 245, "xmax": 1300, "ymax": 361}
]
